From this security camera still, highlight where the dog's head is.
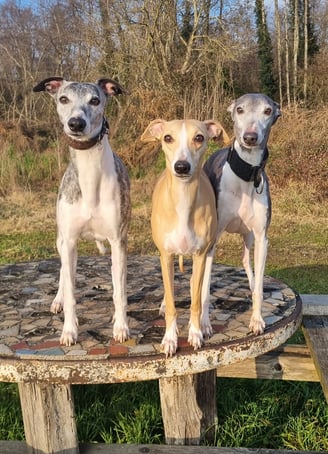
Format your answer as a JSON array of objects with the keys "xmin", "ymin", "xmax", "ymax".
[
  {"xmin": 141, "ymin": 119, "xmax": 227, "ymax": 179},
  {"xmin": 228, "ymin": 93, "xmax": 281, "ymax": 150},
  {"xmin": 33, "ymin": 77, "xmax": 127, "ymax": 140}
]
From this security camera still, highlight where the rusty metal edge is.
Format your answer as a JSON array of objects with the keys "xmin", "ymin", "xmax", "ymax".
[{"xmin": 0, "ymin": 295, "xmax": 302, "ymax": 384}]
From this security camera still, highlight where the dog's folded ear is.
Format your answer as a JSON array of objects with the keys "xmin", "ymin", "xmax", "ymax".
[
  {"xmin": 272, "ymin": 101, "xmax": 282, "ymax": 124},
  {"xmin": 204, "ymin": 120, "xmax": 230, "ymax": 146},
  {"xmin": 97, "ymin": 79, "xmax": 129, "ymax": 96},
  {"xmin": 140, "ymin": 119, "xmax": 166, "ymax": 142},
  {"xmin": 33, "ymin": 77, "xmax": 65, "ymax": 95}
]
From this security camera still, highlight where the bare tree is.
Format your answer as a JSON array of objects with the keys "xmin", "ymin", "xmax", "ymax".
[
  {"xmin": 274, "ymin": 0, "xmax": 283, "ymax": 106},
  {"xmin": 283, "ymin": 0, "xmax": 291, "ymax": 107},
  {"xmin": 303, "ymin": 0, "xmax": 309, "ymax": 102},
  {"xmin": 292, "ymin": 0, "xmax": 299, "ymax": 103}
]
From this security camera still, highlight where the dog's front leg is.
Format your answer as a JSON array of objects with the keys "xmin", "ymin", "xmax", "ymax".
[
  {"xmin": 242, "ymin": 232, "xmax": 255, "ymax": 292},
  {"xmin": 55, "ymin": 237, "xmax": 79, "ymax": 346},
  {"xmin": 249, "ymin": 233, "xmax": 267, "ymax": 335},
  {"xmin": 160, "ymin": 253, "xmax": 178, "ymax": 356},
  {"xmin": 189, "ymin": 254, "xmax": 206, "ymax": 350},
  {"xmin": 110, "ymin": 237, "xmax": 129, "ymax": 343},
  {"xmin": 51, "ymin": 233, "xmax": 77, "ymax": 313}
]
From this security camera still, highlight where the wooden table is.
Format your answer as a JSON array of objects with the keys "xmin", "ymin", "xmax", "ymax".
[{"xmin": 0, "ymin": 256, "xmax": 302, "ymax": 454}]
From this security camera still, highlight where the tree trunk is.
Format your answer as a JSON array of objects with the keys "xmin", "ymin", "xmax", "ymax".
[
  {"xmin": 293, "ymin": 0, "xmax": 299, "ymax": 104},
  {"xmin": 275, "ymin": 0, "xmax": 283, "ymax": 106},
  {"xmin": 303, "ymin": 0, "xmax": 309, "ymax": 102}
]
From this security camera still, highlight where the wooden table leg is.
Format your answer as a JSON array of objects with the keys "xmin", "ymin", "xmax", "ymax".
[
  {"xmin": 18, "ymin": 382, "xmax": 79, "ymax": 454},
  {"xmin": 159, "ymin": 369, "xmax": 217, "ymax": 445}
]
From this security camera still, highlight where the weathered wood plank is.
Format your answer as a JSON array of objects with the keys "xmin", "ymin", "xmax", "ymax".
[
  {"xmin": 0, "ymin": 441, "xmax": 321, "ymax": 454},
  {"xmin": 18, "ymin": 383, "xmax": 79, "ymax": 454},
  {"xmin": 159, "ymin": 370, "xmax": 217, "ymax": 445},
  {"xmin": 301, "ymin": 294, "xmax": 328, "ymax": 316},
  {"xmin": 302, "ymin": 315, "xmax": 328, "ymax": 402},
  {"xmin": 217, "ymin": 344, "xmax": 319, "ymax": 382}
]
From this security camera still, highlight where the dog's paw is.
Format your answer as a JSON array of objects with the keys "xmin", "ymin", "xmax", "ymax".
[
  {"xmin": 161, "ymin": 321, "xmax": 178, "ymax": 357},
  {"xmin": 60, "ymin": 320, "xmax": 78, "ymax": 346},
  {"xmin": 50, "ymin": 299, "xmax": 63, "ymax": 314},
  {"xmin": 188, "ymin": 325, "xmax": 203, "ymax": 350},
  {"xmin": 249, "ymin": 315, "xmax": 265, "ymax": 335},
  {"xmin": 113, "ymin": 321, "xmax": 130, "ymax": 343},
  {"xmin": 201, "ymin": 313, "xmax": 213, "ymax": 338},
  {"xmin": 161, "ymin": 334, "xmax": 178, "ymax": 357}
]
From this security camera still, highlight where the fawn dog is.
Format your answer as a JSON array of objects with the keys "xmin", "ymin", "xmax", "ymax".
[
  {"xmin": 202, "ymin": 93, "xmax": 281, "ymax": 336},
  {"xmin": 33, "ymin": 77, "xmax": 131, "ymax": 346},
  {"xmin": 141, "ymin": 119, "xmax": 229, "ymax": 356}
]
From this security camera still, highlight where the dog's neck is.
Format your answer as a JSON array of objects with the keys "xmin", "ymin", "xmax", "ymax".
[
  {"xmin": 65, "ymin": 118, "xmax": 109, "ymax": 150},
  {"xmin": 228, "ymin": 140, "xmax": 269, "ymax": 189},
  {"xmin": 165, "ymin": 169, "xmax": 201, "ymax": 210},
  {"xmin": 67, "ymin": 121, "xmax": 115, "ymax": 207},
  {"xmin": 233, "ymin": 140, "xmax": 267, "ymax": 166}
]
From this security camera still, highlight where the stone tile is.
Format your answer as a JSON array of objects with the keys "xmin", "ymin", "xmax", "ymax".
[
  {"xmin": 66, "ymin": 349, "xmax": 87, "ymax": 356},
  {"xmin": 35, "ymin": 348, "xmax": 64, "ymax": 356},
  {"xmin": 108, "ymin": 344, "xmax": 129, "ymax": 357},
  {"xmin": 264, "ymin": 315, "xmax": 283, "ymax": 325},
  {"xmin": 0, "ymin": 343, "xmax": 13, "ymax": 355}
]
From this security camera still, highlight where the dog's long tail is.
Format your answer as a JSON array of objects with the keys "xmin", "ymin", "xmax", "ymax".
[{"xmin": 179, "ymin": 255, "xmax": 184, "ymax": 272}]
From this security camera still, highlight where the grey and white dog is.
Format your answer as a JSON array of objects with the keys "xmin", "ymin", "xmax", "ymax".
[
  {"xmin": 201, "ymin": 93, "xmax": 281, "ymax": 336},
  {"xmin": 33, "ymin": 77, "xmax": 131, "ymax": 346}
]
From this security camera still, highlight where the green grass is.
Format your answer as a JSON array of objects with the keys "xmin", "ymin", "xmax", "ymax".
[{"xmin": 1, "ymin": 380, "xmax": 326, "ymax": 450}]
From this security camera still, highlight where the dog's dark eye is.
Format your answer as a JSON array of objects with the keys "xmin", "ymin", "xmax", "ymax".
[
  {"xmin": 236, "ymin": 107, "xmax": 244, "ymax": 114},
  {"xmin": 89, "ymin": 97, "xmax": 100, "ymax": 106},
  {"xmin": 164, "ymin": 135, "xmax": 173, "ymax": 143},
  {"xmin": 194, "ymin": 134, "xmax": 204, "ymax": 143},
  {"xmin": 264, "ymin": 107, "xmax": 272, "ymax": 115},
  {"xmin": 59, "ymin": 96, "xmax": 69, "ymax": 104}
]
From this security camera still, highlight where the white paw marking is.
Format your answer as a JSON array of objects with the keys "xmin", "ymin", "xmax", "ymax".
[
  {"xmin": 249, "ymin": 314, "xmax": 265, "ymax": 335},
  {"xmin": 188, "ymin": 324, "xmax": 203, "ymax": 350},
  {"xmin": 50, "ymin": 299, "xmax": 63, "ymax": 314},
  {"xmin": 60, "ymin": 318, "xmax": 78, "ymax": 346}
]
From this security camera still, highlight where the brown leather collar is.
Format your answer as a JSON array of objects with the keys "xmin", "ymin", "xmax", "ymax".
[{"xmin": 65, "ymin": 118, "xmax": 109, "ymax": 150}]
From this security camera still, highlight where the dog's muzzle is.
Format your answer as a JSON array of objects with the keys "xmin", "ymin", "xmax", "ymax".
[
  {"xmin": 68, "ymin": 117, "xmax": 87, "ymax": 133},
  {"xmin": 174, "ymin": 160, "xmax": 191, "ymax": 176},
  {"xmin": 243, "ymin": 132, "xmax": 258, "ymax": 147}
]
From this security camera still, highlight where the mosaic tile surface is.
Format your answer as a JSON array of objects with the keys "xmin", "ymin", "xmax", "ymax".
[{"xmin": 0, "ymin": 255, "xmax": 300, "ymax": 361}]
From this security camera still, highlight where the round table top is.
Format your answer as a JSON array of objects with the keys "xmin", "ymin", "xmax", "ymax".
[{"xmin": 0, "ymin": 256, "xmax": 302, "ymax": 384}]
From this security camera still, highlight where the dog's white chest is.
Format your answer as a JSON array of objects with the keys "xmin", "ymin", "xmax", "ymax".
[
  {"xmin": 218, "ymin": 166, "xmax": 268, "ymax": 234},
  {"xmin": 164, "ymin": 200, "xmax": 203, "ymax": 255},
  {"xmin": 164, "ymin": 229, "xmax": 202, "ymax": 255}
]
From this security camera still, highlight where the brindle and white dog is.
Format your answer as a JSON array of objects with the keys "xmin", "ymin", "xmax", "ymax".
[{"xmin": 33, "ymin": 77, "xmax": 131, "ymax": 346}]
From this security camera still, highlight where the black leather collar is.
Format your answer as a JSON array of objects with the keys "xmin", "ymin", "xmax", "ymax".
[
  {"xmin": 227, "ymin": 144, "xmax": 269, "ymax": 188},
  {"xmin": 65, "ymin": 117, "xmax": 109, "ymax": 150}
]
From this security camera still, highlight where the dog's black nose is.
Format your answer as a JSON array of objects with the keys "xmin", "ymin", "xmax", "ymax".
[
  {"xmin": 243, "ymin": 132, "xmax": 258, "ymax": 146},
  {"xmin": 174, "ymin": 160, "xmax": 191, "ymax": 175},
  {"xmin": 68, "ymin": 117, "xmax": 86, "ymax": 132}
]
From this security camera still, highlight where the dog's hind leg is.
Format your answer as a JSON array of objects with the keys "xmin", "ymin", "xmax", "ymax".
[
  {"xmin": 110, "ymin": 237, "xmax": 130, "ymax": 343},
  {"xmin": 188, "ymin": 254, "xmax": 207, "ymax": 350},
  {"xmin": 200, "ymin": 247, "xmax": 215, "ymax": 337}
]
